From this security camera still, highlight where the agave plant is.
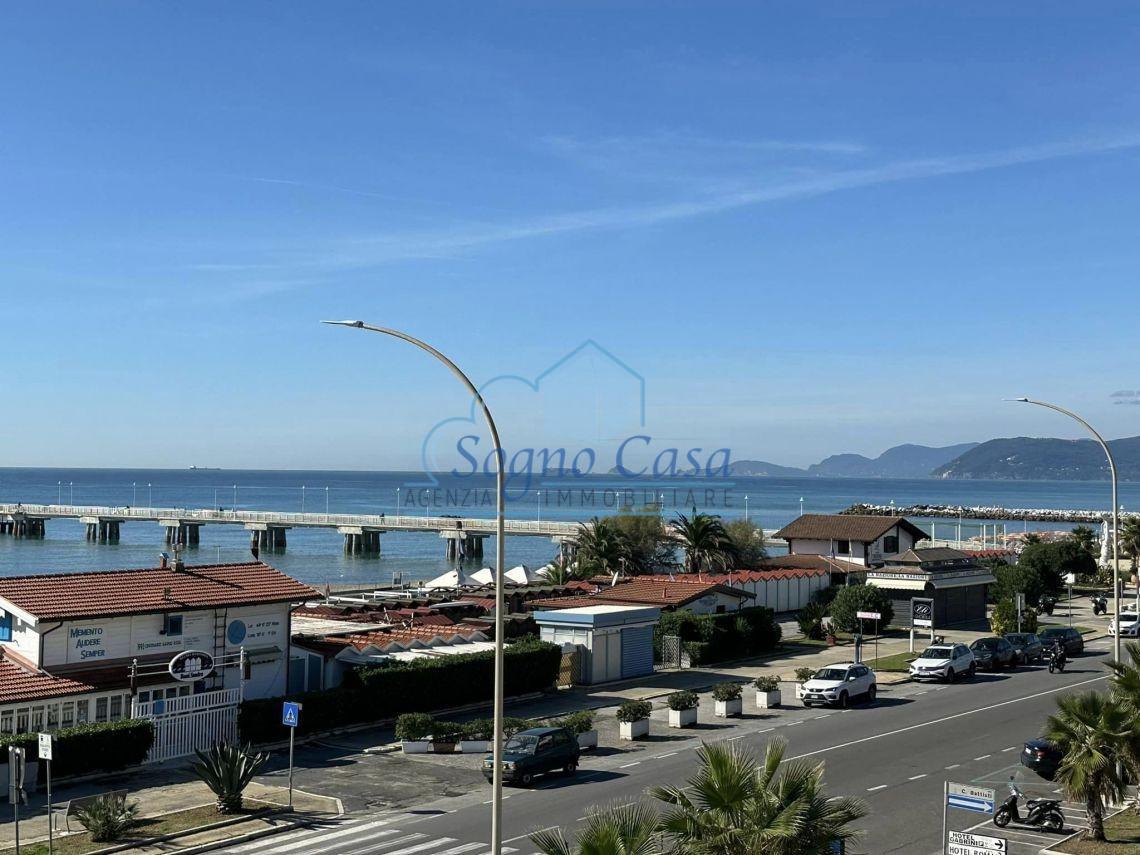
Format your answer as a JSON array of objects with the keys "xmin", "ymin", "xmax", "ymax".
[
  {"xmin": 75, "ymin": 794, "xmax": 139, "ymax": 842},
  {"xmin": 192, "ymin": 741, "xmax": 269, "ymax": 813}
]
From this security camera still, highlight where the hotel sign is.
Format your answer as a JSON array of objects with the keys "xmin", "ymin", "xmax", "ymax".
[{"xmin": 169, "ymin": 649, "xmax": 214, "ymax": 682}]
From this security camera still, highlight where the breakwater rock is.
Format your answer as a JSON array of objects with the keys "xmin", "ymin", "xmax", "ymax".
[{"xmin": 841, "ymin": 503, "xmax": 1137, "ymax": 524}]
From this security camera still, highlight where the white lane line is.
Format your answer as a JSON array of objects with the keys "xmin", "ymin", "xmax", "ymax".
[
  {"xmin": 908, "ymin": 774, "xmax": 927, "ymax": 780},
  {"xmin": 867, "ymin": 784, "xmax": 888, "ymax": 792},
  {"xmin": 1002, "ymin": 746, "xmax": 1018, "ymax": 752},
  {"xmin": 786, "ymin": 675, "xmax": 1107, "ymax": 763},
  {"xmin": 786, "ymin": 721, "xmax": 803, "ymax": 727},
  {"xmin": 728, "ymin": 735, "xmax": 746, "ymax": 741},
  {"xmin": 758, "ymin": 728, "xmax": 774, "ymax": 733},
  {"xmin": 974, "ymin": 755, "xmax": 991, "ymax": 761},
  {"xmin": 505, "ymin": 828, "xmax": 557, "ymax": 844},
  {"xmin": 944, "ymin": 764, "xmax": 960, "ymax": 770},
  {"xmin": 916, "ymin": 691, "xmax": 928, "ymax": 696},
  {"xmin": 655, "ymin": 752, "xmax": 678, "ymax": 758},
  {"xmin": 619, "ymin": 761, "xmax": 640, "ymax": 768},
  {"xmin": 817, "ymin": 714, "xmax": 832, "ymax": 719}
]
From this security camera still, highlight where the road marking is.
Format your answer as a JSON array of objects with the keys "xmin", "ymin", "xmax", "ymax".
[
  {"xmin": 944, "ymin": 764, "xmax": 960, "ymax": 770},
  {"xmin": 867, "ymin": 784, "xmax": 888, "ymax": 791},
  {"xmin": 504, "ymin": 828, "xmax": 557, "ymax": 844},
  {"xmin": 909, "ymin": 774, "xmax": 927, "ymax": 780},
  {"xmin": 375, "ymin": 838, "xmax": 458, "ymax": 855},
  {"xmin": 619, "ymin": 761, "xmax": 640, "ymax": 768},
  {"xmin": 431, "ymin": 846, "xmax": 486, "ymax": 855},
  {"xmin": 1002, "ymin": 746, "xmax": 1018, "ymax": 752},
  {"xmin": 817, "ymin": 713, "xmax": 832, "ymax": 719},
  {"xmin": 655, "ymin": 752, "xmax": 678, "ymax": 758},
  {"xmin": 727, "ymin": 735, "xmax": 746, "ymax": 741},
  {"xmin": 758, "ymin": 728, "xmax": 774, "ymax": 733},
  {"xmin": 974, "ymin": 755, "xmax": 991, "ymax": 761},
  {"xmin": 235, "ymin": 823, "xmax": 397, "ymax": 854},
  {"xmin": 786, "ymin": 675, "xmax": 1107, "ymax": 763},
  {"xmin": 341, "ymin": 834, "xmax": 424, "ymax": 855},
  {"xmin": 916, "ymin": 691, "xmax": 928, "ymax": 695}
]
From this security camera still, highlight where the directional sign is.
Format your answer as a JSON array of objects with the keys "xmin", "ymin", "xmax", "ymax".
[
  {"xmin": 948, "ymin": 830, "xmax": 1006, "ymax": 853},
  {"xmin": 282, "ymin": 701, "xmax": 301, "ymax": 728},
  {"xmin": 947, "ymin": 782, "xmax": 995, "ymax": 814},
  {"xmin": 37, "ymin": 732, "xmax": 52, "ymax": 761},
  {"xmin": 857, "ymin": 611, "xmax": 882, "ymax": 621}
]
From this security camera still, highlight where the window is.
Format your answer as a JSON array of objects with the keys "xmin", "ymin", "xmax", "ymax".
[
  {"xmin": 836, "ymin": 539, "xmax": 850, "ymax": 555},
  {"xmin": 162, "ymin": 614, "xmax": 184, "ymax": 636},
  {"xmin": 14, "ymin": 708, "xmax": 28, "ymax": 734},
  {"xmin": 137, "ymin": 691, "xmax": 151, "ymax": 705},
  {"xmin": 95, "ymin": 698, "xmax": 108, "ymax": 723},
  {"xmin": 0, "ymin": 711, "xmax": 12, "ymax": 734},
  {"xmin": 46, "ymin": 705, "xmax": 58, "ymax": 729},
  {"xmin": 31, "ymin": 707, "xmax": 43, "ymax": 732},
  {"xmin": 76, "ymin": 700, "xmax": 89, "ymax": 724},
  {"xmin": 882, "ymin": 535, "xmax": 899, "ymax": 554},
  {"xmin": 0, "ymin": 611, "xmax": 12, "ymax": 642},
  {"xmin": 109, "ymin": 696, "xmax": 123, "ymax": 721},
  {"xmin": 61, "ymin": 703, "xmax": 75, "ymax": 728}
]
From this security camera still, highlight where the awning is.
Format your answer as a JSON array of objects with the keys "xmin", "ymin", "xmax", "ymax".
[
  {"xmin": 866, "ymin": 578, "xmax": 928, "ymax": 591},
  {"xmin": 245, "ymin": 645, "xmax": 282, "ymax": 664},
  {"xmin": 931, "ymin": 574, "xmax": 997, "ymax": 590}
]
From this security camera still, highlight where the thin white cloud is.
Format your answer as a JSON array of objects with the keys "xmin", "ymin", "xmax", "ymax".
[{"xmin": 330, "ymin": 132, "xmax": 1140, "ymax": 265}]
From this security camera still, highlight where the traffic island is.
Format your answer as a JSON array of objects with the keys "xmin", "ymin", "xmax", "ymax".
[{"xmin": 1047, "ymin": 808, "xmax": 1140, "ymax": 854}]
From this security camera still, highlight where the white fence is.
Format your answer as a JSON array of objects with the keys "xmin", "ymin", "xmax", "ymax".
[{"xmin": 132, "ymin": 688, "xmax": 240, "ymax": 763}]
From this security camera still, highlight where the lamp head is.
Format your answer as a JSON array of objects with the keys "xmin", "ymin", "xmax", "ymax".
[
  {"xmin": 1001, "ymin": 397, "xmax": 1031, "ymax": 403},
  {"xmin": 322, "ymin": 319, "xmax": 365, "ymax": 328}
]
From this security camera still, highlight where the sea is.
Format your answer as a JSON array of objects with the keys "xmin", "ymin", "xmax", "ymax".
[{"xmin": 1, "ymin": 467, "xmax": 1137, "ymax": 587}]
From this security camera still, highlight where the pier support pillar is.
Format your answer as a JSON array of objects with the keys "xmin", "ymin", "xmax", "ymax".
[
  {"xmin": 337, "ymin": 526, "xmax": 383, "ymax": 556},
  {"xmin": 244, "ymin": 523, "xmax": 289, "ymax": 553}
]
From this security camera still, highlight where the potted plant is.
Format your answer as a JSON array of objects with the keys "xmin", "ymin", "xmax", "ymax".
[
  {"xmin": 460, "ymin": 719, "xmax": 492, "ymax": 753},
  {"xmin": 430, "ymin": 720, "xmax": 464, "ymax": 753},
  {"xmin": 396, "ymin": 713, "xmax": 434, "ymax": 754},
  {"xmin": 556, "ymin": 710, "xmax": 598, "ymax": 750},
  {"xmin": 755, "ymin": 675, "xmax": 782, "ymax": 709},
  {"xmin": 616, "ymin": 700, "xmax": 652, "ymax": 740},
  {"xmin": 712, "ymin": 682, "xmax": 743, "ymax": 718},
  {"xmin": 666, "ymin": 690, "xmax": 699, "ymax": 728}
]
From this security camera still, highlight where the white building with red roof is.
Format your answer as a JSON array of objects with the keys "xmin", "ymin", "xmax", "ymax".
[{"xmin": 0, "ymin": 560, "xmax": 318, "ymax": 736}]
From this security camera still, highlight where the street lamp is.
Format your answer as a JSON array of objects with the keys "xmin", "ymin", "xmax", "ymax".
[
  {"xmin": 325, "ymin": 319, "xmax": 508, "ymax": 853},
  {"xmin": 147, "ymin": 483, "xmax": 152, "ymax": 507},
  {"xmin": 537, "ymin": 490, "xmax": 542, "ymax": 523},
  {"xmin": 1008, "ymin": 397, "xmax": 1121, "ymax": 663},
  {"xmin": 799, "ymin": 497, "xmax": 804, "ymax": 516},
  {"xmin": 396, "ymin": 486, "xmax": 400, "ymax": 519},
  {"xmin": 301, "ymin": 485, "xmax": 306, "ymax": 513},
  {"xmin": 133, "ymin": 482, "xmax": 137, "ymax": 506},
  {"xmin": 326, "ymin": 485, "xmax": 330, "ymax": 514},
  {"xmin": 57, "ymin": 481, "xmax": 61, "ymax": 505},
  {"xmin": 744, "ymin": 495, "xmax": 749, "ymax": 522}
]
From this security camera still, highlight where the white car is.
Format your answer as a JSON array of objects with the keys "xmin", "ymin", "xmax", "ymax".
[
  {"xmin": 1110, "ymin": 615, "xmax": 1140, "ymax": 637},
  {"xmin": 909, "ymin": 643, "xmax": 976, "ymax": 682},
  {"xmin": 796, "ymin": 663, "xmax": 877, "ymax": 708}
]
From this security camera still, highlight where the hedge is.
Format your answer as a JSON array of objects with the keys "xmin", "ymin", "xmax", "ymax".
[
  {"xmin": 239, "ymin": 637, "xmax": 561, "ymax": 743},
  {"xmin": 656, "ymin": 606, "xmax": 781, "ymax": 665},
  {"xmin": 0, "ymin": 719, "xmax": 153, "ymax": 778}
]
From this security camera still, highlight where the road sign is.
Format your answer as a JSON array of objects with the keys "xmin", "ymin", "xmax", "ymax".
[
  {"xmin": 912, "ymin": 598, "xmax": 934, "ymax": 628},
  {"xmin": 857, "ymin": 611, "xmax": 881, "ymax": 620},
  {"xmin": 947, "ymin": 782, "xmax": 995, "ymax": 814},
  {"xmin": 37, "ymin": 733, "xmax": 52, "ymax": 761},
  {"xmin": 947, "ymin": 830, "xmax": 1006, "ymax": 852},
  {"xmin": 282, "ymin": 701, "xmax": 301, "ymax": 728}
]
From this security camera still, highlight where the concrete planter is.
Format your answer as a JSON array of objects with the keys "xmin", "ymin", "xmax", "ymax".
[
  {"xmin": 619, "ymin": 719, "xmax": 650, "ymax": 740},
  {"xmin": 668, "ymin": 707, "xmax": 698, "ymax": 728},
  {"xmin": 431, "ymin": 740, "xmax": 458, "ymax": 754},
  {"xmin": 714, "ymin": 698, "xmax": 743, "ymax": 718},
  {"xmin": 755, "ymin": 689, "xmax": 782, "ymax": 709},
  {"xmin": 401, "ymin": 741, "xmax": 430, "ymax": 754},
  {"xmin": 459, "ymin": 740, "xmax": 490, "ymax": 754},
  {"xmin": 577, "ymin": 730, "xmax": 598, "ymax": 750}
]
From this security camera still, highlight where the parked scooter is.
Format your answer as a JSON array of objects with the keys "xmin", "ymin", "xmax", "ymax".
[
  {"xmin": 1047, "ymin": 641, "xmax": 1067, "ymax": 674},
  {"xmin": 993, "ymin": 780, "xmax": 1065, "ymax": 832},
  {"xmin": 1092, "ymin": 594, "xmax": 1108, "ymax": 616}
]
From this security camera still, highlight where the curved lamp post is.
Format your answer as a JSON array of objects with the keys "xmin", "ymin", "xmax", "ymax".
[
  {"xmin": 325, "ymin": 320, "xmax": 507, "ymax": 852},
  {"xmin": 1008, "ymin": 397, "xmax": 1120, "ymax": 663}
]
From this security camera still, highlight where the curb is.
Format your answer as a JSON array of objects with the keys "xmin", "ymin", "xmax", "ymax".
[{"xmin": 166, "ymin": 816, "xmax": 309, "ymax": 855}]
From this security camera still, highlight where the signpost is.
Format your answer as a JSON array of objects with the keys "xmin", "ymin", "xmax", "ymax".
[
  {"xmin": 911, "ymin": 598, "xmax": 934, "ymax": 652},
  {"xmin": 282, "ymin": 701, "xmax": 301, "ymax": 810},
  {"xmin": 39, "ymin": 733, "xmax": 53, "ymax": 855},
  {"xmin": 942, "ymin": 782, "xmax": 997, "ymax": 855},
  {"xmin": 857, "ymin": 611, "xmax": 881, "ymax": 663},
  {"xmin": 9, "ymin": 745, "xmax": 26, "ymax": 853},
  {"xmin": 1014, "ymin": 593, "xmax": 1025, "ymax": 633},
  {"xmin": 947, "ymin": 830, "xmax": 1006, "ymax": 854}
]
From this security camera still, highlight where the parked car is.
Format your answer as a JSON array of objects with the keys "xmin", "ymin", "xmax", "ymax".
[
  {"xmin": 483, "ymin": 726, "xmax": 580, "ymax": 786},
  {"xmin": 1021, "ymin": 738, "xmax": 1063, "ymax": 781},
  {"xmin": 796, "ymin": 663, "xmax": 877, "ymax": 708},
  {"xmin": 1004, "ymin": 632, "xmax": 1044, "ymax": 664},
  {"xmin": 970, "ymin": 636, "xmax": 1017, "ymax": 670},
  {"xmin": 909, "ymin": 643, "xmax": 976, "ymax": 682},
  {"xmin": 1038, "ymin": 626, "xmax": 1085, "ymax": 655},
  {"xmin": 1109, "ymin": 613, "xmax": 1140, "ymax": 637}
]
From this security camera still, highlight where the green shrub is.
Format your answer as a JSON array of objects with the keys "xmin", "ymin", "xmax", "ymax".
[
  {"xmin": 754, "ymin": 676, "xmax": 781, "ymax": 692},
  {"xmin": 430, "ymin": 721, "xmax": 464, "ymax": 742},
  {"xmin": 794, "ymin": 667, "xmax": 816, "ymax": 683},
  {"xmin": 10, "ymin": 719, "xmax": 154, "ymax": 778},
  {"xmin": 554, "ymin": 710, "xmax": 596, "ymax": 735},
  {"xmin": 711, "ymin": 682, "xmax": 742, "ymax": 702},
  {"xmin": 796, "ymin": 601, "xmax": 827, "ymax": 640},
  {"xmin": 828, "ymin": 584, "xmax": 894, "ymax": 633},
  {"xmin": 74, "ymin": 794, "xmax": 139, "ymax": 842},
  {"xmin": 395, "ymin": 713, "xmax": 435, "ymax": 741},
  {"xmin": 239, "ymin": 638, "xmax": 560, "ymax": 743},
  {"xmin": 616, "ymin": 700, "xmax": 652, "ymax": 723},
  {"xmin": 990, "ymin": 600, "xmax": 1039, "ymax": 635},
  {"xmin": 461, "ymin": 719, "xmax": 494, "ymax": 740},
  {"xmin": 666, "ymin": 690, "xmax": 699, "ymax": 711},
  {"xmin": 656, "ymin": 607, "xmax": 781, "ymax": 665},
  {"xmin": 503, "ymin": 717, "xmax": 537, "ymax": 736}
]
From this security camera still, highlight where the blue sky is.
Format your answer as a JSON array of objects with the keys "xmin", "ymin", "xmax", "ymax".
[{"xmin": 2, "ymin": 2, "xmax": 1139, "ymax": 470}]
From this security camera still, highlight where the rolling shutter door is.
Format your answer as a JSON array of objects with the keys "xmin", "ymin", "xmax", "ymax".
[{"xmin": 621, "ymin": 626, "xmax": 654, "ymax": 679}]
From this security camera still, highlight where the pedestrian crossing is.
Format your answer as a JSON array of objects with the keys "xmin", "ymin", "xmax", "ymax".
[{"xmin": 219, "ymin": 816, "xmax": 543, "ymax": 855}]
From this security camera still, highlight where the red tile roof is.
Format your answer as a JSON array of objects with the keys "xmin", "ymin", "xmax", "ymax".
[
  {"xmin": 589, "ymin": 578, "xmax": 751, "ymax": 607},
  {"xmin": 707, "ymin": 567, "xmax": 831, "ymax": 583},
  {"xmin": 758, "ymin": 555, "xmax": 864, "ymax": 574},
  {"xmin": 0, "ymin": 650, "xmax": 93, "ymax": 704},
  {"xmin": 0, "ymin": 562, "xmax": 320, "ymax": 622},
  {"xmin": 773, "ymin": 514, "xmax": 928, "ymax": 543}
]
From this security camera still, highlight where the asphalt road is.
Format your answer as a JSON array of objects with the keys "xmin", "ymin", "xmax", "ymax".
[{"xmin": 220, "ymin": 635, "xmax": 1112, "ymax": 855}]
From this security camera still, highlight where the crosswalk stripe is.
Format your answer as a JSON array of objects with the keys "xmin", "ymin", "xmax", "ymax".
[
  {"xmin": 358, "ymin": 838, "xmax": 455, "ymax": 855},
  {"xmin": 226, "ymin": 819, "xmax": 390, "ymax": 853},
  {"xmin": 291, "ymin": 828, "xmax": 402, "ymax": 855},
  {"xmin": 233, "ymin": 821, "xmax": 396, "ymax": 854},
  {"xmin": 429, "ymin": 844, "xmax": 486, "ymax": 855}
]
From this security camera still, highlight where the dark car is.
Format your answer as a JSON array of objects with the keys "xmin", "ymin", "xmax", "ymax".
[
  {"xmin": 1021, "ymin": 738, "xmax": 1063, "ymax": 781},
  {"xmin": 1038, "ymin": 626, "xmax": 1085, "ymax": 656},
  {"xmin": 970, "ymin": 636, "xmax": 1017, "ymax": 671},
  {"xmin": 483, "ymin": 726, "xmax": 580, "ymax": 786},
  {"xmin": 1004, "ymin": 632, "xmax": 1045, "ymax": 665}
]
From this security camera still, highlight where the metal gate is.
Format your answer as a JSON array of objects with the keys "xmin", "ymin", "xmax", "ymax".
[
  {"xmin": 131, "ymin": 688, "xmax": 241, "ymax": 763},
  {"xmin": 658, "ymin": 634, "xmax": 683, "ymax": 669}
]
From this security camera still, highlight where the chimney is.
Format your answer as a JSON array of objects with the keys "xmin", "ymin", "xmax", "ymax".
[
  {"xmin": 173, "ymin": 544, "xmax": 185, "ymax": 572},
  {"xmin": 158, "ymin": 552, "xmax": 169, "ymax": 569},
  {"xmin": 163, "ymin": 586, "xmax": 171, "ymax": 601}
]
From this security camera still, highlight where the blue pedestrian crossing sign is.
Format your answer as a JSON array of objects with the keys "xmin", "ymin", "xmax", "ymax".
[{"xmin": 282, "ymin": 701, "xmax": 301, "ymax": 728}]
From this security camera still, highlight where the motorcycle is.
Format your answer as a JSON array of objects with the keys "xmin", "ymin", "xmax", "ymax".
[
  {"xmin": 1039, "ymin": 595, "xmax": 1057, "ymax": 616},
  {"xmin": 1092, "ymin": 595, "xmax": 1108, "ymax": 616},
  {"xmin": 994, "ymin": 781, "xmax": 1065, "ymax": 833},
  {"xmin": 1047, "ymin": 642, "xmax": 1067, "ymax": 674}
]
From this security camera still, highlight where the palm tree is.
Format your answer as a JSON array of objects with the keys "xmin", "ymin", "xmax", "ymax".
[
  {"xmin": 1070, "ymin": 525, "xmax": 1098, "ymax": 559},
  {"xmin": 1120, "ymin": 518, "xmax": 1140, "ymax": 573},
  {"xmin": 1105, "ymin": 641, "xmax": 1140, "ymax": 808},
  {"xmin": 1044, "ymin": 692, "xmax": 1133, "ymax": 841},
  {"xmin": 531, "ymin": 802, "xmax": 661, "ymax": 855},
  {"xmin": 670, "ymin": 513, "xmax": 741, "ymax": 574},
  {"xmin": 573, "ymin": 517, "xmax": 633, "ymax": 578},
  {"xmin": 650, "ymin": 740, "xmax": 867, "ymax": 855}
]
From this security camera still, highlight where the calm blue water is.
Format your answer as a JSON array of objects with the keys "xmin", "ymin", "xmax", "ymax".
[{"xmin": 0, "ymin": 467, "xmax": 1135, "ymax": 585}]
